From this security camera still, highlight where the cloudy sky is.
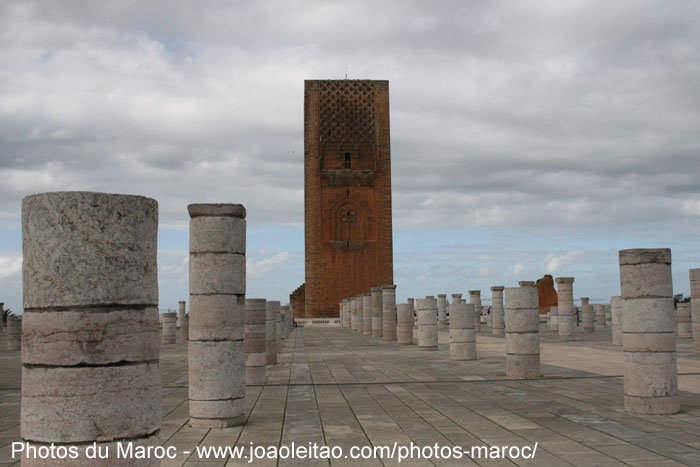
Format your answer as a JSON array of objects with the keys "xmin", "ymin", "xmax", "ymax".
[{"xmin": 1, "ymin": 0, "xmax": 699, "ymax": 313}]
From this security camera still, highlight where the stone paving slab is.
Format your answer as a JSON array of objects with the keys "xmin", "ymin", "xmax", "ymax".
[{"xmin": 2, "ymin": 325, "xmax": 700, "ymax": 465}]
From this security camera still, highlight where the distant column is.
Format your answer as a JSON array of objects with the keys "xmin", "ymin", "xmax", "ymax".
[
  {"xmin": 595, "ymin": 304, "xmax": 606, "ymax": 328},
  {"xmin": 581, "ymin": 298, "xmax": 594, "ymax": 332},
  {"xmin": 469, "ymin": 290, "xmax": 482, "ymax": 332},
  {"xmin": 417, "ymin": 297, "xmax": 438, "ymax": 350},
  {"xmin": 188, "ymin": 203, "xmax": 246, "ymax": 427},
  {"xmin": 491, "ymin": 286, "xmax": 505, "ymax": 337},
  {"xmin": 161, "ymin": 312, "xmax": 177, "ymax": 345},
  {"xmin": 382, "ymin": 284, "xmax": 397, "ymax": 341},
  {"xmin": 396, "ymin": 304, "xmax": 413, "ymax": 345},
  {"xmin": 605, "ymin": 304, "xmax": 612, "ymax": 328},
  {"xmin": 178, "ymin": 300, "xmax": 189, "ymax": 341},
  {"xmin": 266, "ymin": 300, "xmax": 279, "ymax": 365},
  {"xmin": 7, "ymin": 315, "xmax": 21, "ymax": 351},
  {"xmin": 450, "ymin": 295, "xmax": 476, "ymax": 360},
  {"xmin": 437, "ymin": 294, "xmax": 448, "ymax": 331},
  {"xmin": 362, "ymin": 292, "xmax": 372, "ymax": 336},
  {"xmin": 371, "ymin": 287, "xmax": 383, "ymax": 338},
  {"xmin": 280, "ymin": 305, "xmax": 290, "ymax": 345},
  {"xmin": 611, "ymin": 296, "xmax": 623, "ymax": 346},
  {"xmin": 676, "ymin": 302, "xmax": 692, "ymax": 339},
  {"xmin": 620, "ymin": 248, "xmax": 678, "ymax": 415},
  {"xmin": 245, "ymin": 299, "xmax": 267, "ymax": 385},
  {"xmin": 555, "ymin": 277, "xmax": 575, "ymax": 341},
  {"xmin": 505, "ymin": 282, "xmax": 540, "ymax": 379},
  {"xmin": 691, "ymin": 269, "xmax": 700, "ymax": 353},
  {"xmin": 21, "ymin": 191, "xmax": 161, "ymax": 462},
  {"xmin": 548, "ymin": 306, "xmax": 558, "ymax": 331},
  {"xmin": 351, "ymin": 296, "xmax": 359, "ymax": 332},
  {"xmin": 356, "ymin": 295, "xmax": 364, "ymax": 333}
]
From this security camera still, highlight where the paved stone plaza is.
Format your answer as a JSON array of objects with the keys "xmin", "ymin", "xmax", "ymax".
[{"xmin": 3, "ymin": 325, "xmax": 700, "ymax": 466}]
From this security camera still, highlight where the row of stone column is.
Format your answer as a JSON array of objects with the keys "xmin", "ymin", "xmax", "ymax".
[
  {"xmin": 244, "ymin": 299, "xmax": 292, "ymax": 385},
  {"xmin": 339, "ymin": 284, "xmax": 397, "ymax": 341}
]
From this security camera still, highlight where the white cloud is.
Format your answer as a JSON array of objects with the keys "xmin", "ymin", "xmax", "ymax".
[
  {"xmin": 545, "ymin": 250, "xmax": 584, "ymax": 274},
  {"xmin": 247, "ymin": 251, "xmax": 291, "ymax": 280}
]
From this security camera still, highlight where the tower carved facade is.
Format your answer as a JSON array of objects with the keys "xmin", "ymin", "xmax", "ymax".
[{"xmin": 303, "ymin": 80, "xmax": 394, "ymax": 318}]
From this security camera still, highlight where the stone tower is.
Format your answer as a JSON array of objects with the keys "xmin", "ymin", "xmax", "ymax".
[{"xmin": 303, "ymin": 79, "xmax": 394, "ymax": 318}]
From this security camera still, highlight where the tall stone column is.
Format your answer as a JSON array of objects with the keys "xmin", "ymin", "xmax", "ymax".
[
  {"xmin": 7, "ymin": 315, "xmax": 21, "ymax": 351},
  {"xmin": 581, "ymin": 297, "xmax": 594, "ymax": 332},
  {"xmin": 505, "ymin": 282, "xmax": 540, "ymax": 379},
  {"xmin": 491, "ymin": 286, "xmax": 505, "ymax": 337},
  {"xmin": 21, "ymin": 192, "xmax": 160, "ymax": 464},
  {"xmin": 469, "ymin": 290, "xmax": 482, "ymax": 332},
  {"xmin": 344, "ymin": 299, "xmax": 352, "ymax": 330},
  {"xmin": 417, "ymin": 297, "xmax": 438, "ymax": 350},
  {"xmin": 449, "ymin": 295, "xmax": 476, "ymax": 360},
  {"xmin": 281, "ymin": 305, "xmax": 290, "ymax": 342},
  {"xmin": 371, "ymin": 287, "xmax": 383, "ymax": 338},
  {"xmin": 245, "ymin": 299, "xmax": 267, "ymax": 385},
  {"xmin": 676, "ymin": 302, "xmax": 692, "ymax": 338},
  {"xmin": 356, "ymin": 295, "xmax": 364, "ymax": 333},
  {"xmin": 382, "ymin": 284, "xmax": 397, "ymax": 341},
  {"xmin": 555, "ymin": 277, "xmax": 575, "ymax": 341},
  {"xmin": 396, "ymin": 304, "xmax": 413, "ymax": 345},
  {"xmin": 266, "ymin": 300, "xmax": 279, "ymax": 365},
  {"xmin": 611, "ymin": 296, "xmax": 623, "ymax": 346},
  {"xmin": 594, "ymin": 304, "xmax": 606, "ymax": 328},
  {"xmin": 188, "ymin": 203, "xmax": 246, "ymax": 427},
  {"xmin": 691, "ymin": 269, "xmax": 700, "ymax": 353},
  {"xmin": 362, "ymin": 292, "xmax": 372, "ymax": 336},
  {"xmin": 161, "ymin": 311, "xmax": 177, "ymax": 345},
  {"xmin": 548, "ymin": 306, "xmax": 558, "ymax": 331},
  {"xmin": 178, "ymin": 300, "xmax": 189, "ymax": 341},
  {"xmin": 620, "ymin": 248, "xmax": 678, "ymax": 415},
  {"xmin": 437, "ymin": 294, "xmax": 448, "ymax": 331}
]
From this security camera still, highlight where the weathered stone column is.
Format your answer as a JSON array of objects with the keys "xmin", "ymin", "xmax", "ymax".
[
  {"xmin": 382, "ymin": 284, "xmax": 397, "ymax": 341},
  {"xmin": 7, "ymin": 315, "xmax": 21, "ymax": 351},
  {"xmin": 595, "ymin": 304, "xmax": 606, "ymax": 328},
  {"xmin": 178, "ymin": 300, "xmax": 189, "ymax": 341},
  {"xmin": 437, "ymin": 294, "xmax": 448, "ymax": 331},
  {"xmin": 555, "ymin": 277, "xmax": 575, "ymax": 341},
  {"xmin": 581, "ymin": 297, "xmax": 594, "ymax": 332},
  {"xmin": 161, "ymin": 311, "xmax": 177, "ymax": 345},
  {"xmin": 450, "ymin": 295, "xmax": 476, "ymax": 360},
  {"xmin": 396, "ymin": 304, "xmax": 413, "ymax": 345},
  {"xmin": 281, "ymin": 305, "xmax": 290, "ymax": 342},
  {"xmin": 605, "ymin": 304, "xmax": 612, "ymax": 328},
  {"xmin": 676, "ymin": 302, "xmax": 692, "ymax": 339},
  {"xmin": 469, "ymin": 290, "xmax": 482, "ymax": 332},
  {"xmin": 188, "ymin": 203, "xmax": 246, "ymax": 427},
  {"xmin": 691, "ymin": 269, "xmax": 700, "ymax": 353},
  {"xmin": 417, "ymin": 297, "xmax": 438, "ymax": 350},
  {"xmin": 344, "ymin": 299, "xmax": 352, "ymax": 330},
  {"xmin": 245, "ymin": 299, "xmax": 267, "ymax": 385},
  {"xmin": 371, "ymin": 287, "xmax": 383, "ymax": 338},
  {"xmin": 505, "ymin": 282, "xmax": 540, "ymax": 379},
  {"xmin": 351, "ymin": 296, "xmax": 358, "ymax": 332},
  {"xmin": 620, "ymin": 248, "xmax": 678, "ymax": 415},
  {"xmin": 611, "ymin": 296, "xmax": 623, "ymax": 346},
  {"xmin": 356, "ymin": 295, "xmax": 364, "ymax": 333},
  {"xmin": 548, "ymin": 306, "xmax": 558, "ymax": 331},
  {"xmin": 491, "ymin": 286, "xmax": 505, "ymax": 337},
  {"xmin": 21, "ymin": 192, "xmax": 160, "ymax": 464},
  {"xmin": 362, "ymin": 292, "xmax": 372, "ymax": 336},
  {"xmin": 266, "ymin": 300, "xmax": 279, "ymax": 365}
]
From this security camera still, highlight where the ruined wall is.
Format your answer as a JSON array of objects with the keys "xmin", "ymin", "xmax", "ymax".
[{"xmin": 536, "ymin": 274, "xmax": 558, "ymax": 315}]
